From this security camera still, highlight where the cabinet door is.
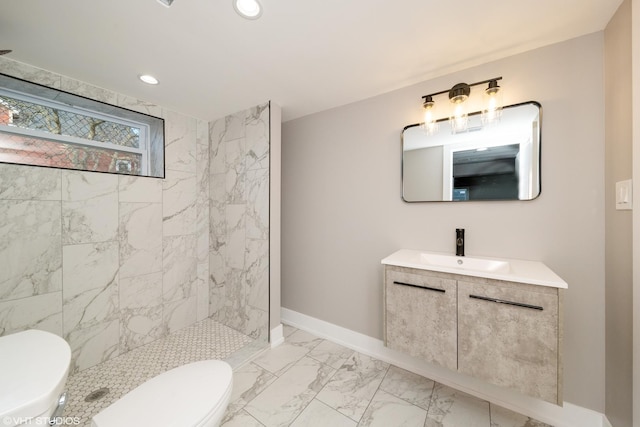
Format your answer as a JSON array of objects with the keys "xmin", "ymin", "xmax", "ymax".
[
  {"xmin": 457, "ymin": 280, "xmax": 561, "ymax": 404},
  {"xmin": 385, "ymin": 268, "xmax": 457, "ymax": 371}
]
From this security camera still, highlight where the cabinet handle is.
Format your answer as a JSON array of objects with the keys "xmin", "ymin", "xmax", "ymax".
[
  {"xmin": 469, "ymin": 294, "xmax": 543, "ymax": 311},
  {"xmin": 393, "ymin": 281, "xmax": 445, "ymax": 293}
]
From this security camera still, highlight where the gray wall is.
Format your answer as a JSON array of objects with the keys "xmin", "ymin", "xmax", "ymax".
[
  {"xmin": 282, "ymin": 33, "xmax": 606, "ymax": 412},
  {"xmin": 604, "ymin": 1, "xmax": 633, "ymax": 426}
]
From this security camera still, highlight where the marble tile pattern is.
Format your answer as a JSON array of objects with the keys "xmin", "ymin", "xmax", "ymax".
[
  {"xmin": 58, "ymin": 321, "xmax": 553, "ymax": 427},
  {"xmin": 196, "ymin": 120, "xmax": 211, "ymax": 321},
  {"xmin": 0, "ymin": 59, "xmax": 212, "ymax": 373},
  {"xmin": 118, "ymin": 202, "xmax": 162, "ymax": 279},
  {"xmin": 0, "ymin": 199, "xmax": 62, "ymax": 301},
  {"xmin": 221, "ymin": 326, "xmax": 553, "ymax": 427},
  {"xmin": 209, "ymin": 103, "xmax": 270, "ymax": 341},
  {"xmin": 61, "ymin": 169, "xmax": 119, "ymax": 245}
]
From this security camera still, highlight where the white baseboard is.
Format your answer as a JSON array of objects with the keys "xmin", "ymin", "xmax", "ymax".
[
  {"xmin": 281, "ymin": 307, "xmax": 608, "ymax": 427},
  {"xmin": 270, "ymin": 323, "xmax": 284, "ymax": 348}
]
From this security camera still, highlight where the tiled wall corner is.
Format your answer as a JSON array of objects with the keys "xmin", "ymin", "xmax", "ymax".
[
  {"xmin": 196, "ymin": 119, "xmax": 210, "ymax": 322},
  {"xmin": 209, "ymin": 102, "xmax": 270, "ymax": 341},
  {"xmin": 161, "ymin": 108, "xmax": 199, "ymax": 339}
]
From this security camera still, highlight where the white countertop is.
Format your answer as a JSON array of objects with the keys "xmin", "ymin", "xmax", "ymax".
[{"xmin": 381, "ymin": 249, "xmax": 568, "ymax": 289}]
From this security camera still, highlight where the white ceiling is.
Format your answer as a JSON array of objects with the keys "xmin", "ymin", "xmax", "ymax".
[{"xmin": 0, "ymin": 0, "xmax": 622, "ymax": 122}]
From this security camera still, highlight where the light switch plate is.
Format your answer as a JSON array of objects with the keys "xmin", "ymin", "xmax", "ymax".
[{"xmin": 616, "ymin": 179, "xmax": 633, "ymax": 210}]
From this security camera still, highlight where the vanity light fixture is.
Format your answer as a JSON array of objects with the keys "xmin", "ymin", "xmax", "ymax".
[
  {"xmin": 233, "ymin": 0, "xmax": 263, "ymax": 19},
  {"xmin": 482, "ymin": 79, "xmax": 503, "ymax": 126},
  {"xmin": 421, "ymin": 77, "xmax": 503, "ymax": 134},
  {"xmin": 421, "ymin": 95, "xmax": 438, "ymax": 135},
  {"xmin": 156, "ymin": 0, "xmax": 174, "ymax": 7},
  {"xmin": 139, "ymin": 74, "xmax": 159, "ymax": 85}
]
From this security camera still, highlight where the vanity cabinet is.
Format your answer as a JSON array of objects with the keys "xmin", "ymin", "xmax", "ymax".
[
  {"xmin": 457, "ymin": 279, "xmax": 562, "ymax": 404},
  {"xmin": 384, "ymin": 267, "xmax": 457, "ymax": 370},
  {"xmin": 383, "ymin": 264, "xmax": 563, "ymax": 405}
]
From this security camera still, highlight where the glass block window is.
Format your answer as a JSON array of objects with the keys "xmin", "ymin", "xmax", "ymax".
[{"xmin": 0, "ymin": 73, "xmax": 165, "ymax": 178}]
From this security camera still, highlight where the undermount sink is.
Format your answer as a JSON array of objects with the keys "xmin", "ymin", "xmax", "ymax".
[
  {"xmin": 381, "ymin": 249, "xmax": 568, "ymax": 288},
  {"xmin": 419, "ymin": 252, "xmax": 510, "ymax": 274}
]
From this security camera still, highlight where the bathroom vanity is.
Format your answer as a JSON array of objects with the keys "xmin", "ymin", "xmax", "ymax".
[{"xmin": 381, "ymin": 249, "xmax": 567, "ymax": 405}]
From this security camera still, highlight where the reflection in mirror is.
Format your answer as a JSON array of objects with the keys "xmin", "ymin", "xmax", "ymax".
[{"xmin": 402, "ymin": 101, "xmax": 541, "ymax": 202}]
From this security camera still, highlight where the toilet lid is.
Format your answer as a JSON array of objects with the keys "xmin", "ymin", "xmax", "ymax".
[
  {"xmin": 0, "ymin": 330, "xmax": 71, "ymax": 420},
  {"xmin": 92, "ymin": 360, "xmax": 233, "ymax": 427}
]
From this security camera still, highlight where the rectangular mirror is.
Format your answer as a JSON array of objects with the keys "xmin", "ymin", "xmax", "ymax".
[
  {"xmin": 402, "ymin": 101, "xmax": 541, "ymax": 202},
  {"xmin": 0, "ymin": 73, "xmax": 165, "ymax": 178}
]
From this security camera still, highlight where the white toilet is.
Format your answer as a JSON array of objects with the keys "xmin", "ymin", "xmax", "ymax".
[
  {"xmin": 0, "ymin": 329, "xmax": 71, "ymax": 427},
  {"xmin": 91, "ymin": 360, "xmax": 233, "ymax": 427}
]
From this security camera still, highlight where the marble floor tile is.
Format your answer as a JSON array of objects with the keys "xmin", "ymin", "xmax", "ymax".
[
  {"xmin": 244, "ymin": 356, "xmax": 336, "ymax": 427},
  {"xmin": 251, "ymin": 342, "xmax": 310, "ymax": 376},
  {"xmin": 282, "ymin": 324, "xmax": 297, "ymax": 337},
  {"xmin": 285, "ymin": 328, "xmax": 324, "ymax": 350},
  {"xmin": 359, "ymin": 389, "xmax": 427, "ymax": 427},
  {"xmin": 315, "ymin": 352, "xmax": 389, "ymax": 422},
  {"xmin": 221, "ymin": 409, "xmax": 266, "ymax": 427},
  {"xmin": 60, "ymin": 321, "xmax": 553, "ymax": 427},
  {"xmin": 229, "ymin": 362, "xmax": 278, "ymax": 410},
  {"xmin": 380, "ymin": 365, "xmax": 435, "ymax": 411},
  {"xmin": 289, "ymin": 399, "xmax": 357, "ymax": 427},
  {"xmin": 307, "ymin": 339, "xmax": 354, "ymax": 370},
  {"xmin": 490, "ymin": 404, "xmax": 552, "ymax": 427},
  {"xmin": 425, "ymin": 383, "xmax": 491, "ymax": 427}
]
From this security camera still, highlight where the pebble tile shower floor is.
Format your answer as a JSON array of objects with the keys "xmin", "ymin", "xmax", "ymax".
[{"xmin": 64, "ymin": 319, "xmax": 254, "ymax": 426}]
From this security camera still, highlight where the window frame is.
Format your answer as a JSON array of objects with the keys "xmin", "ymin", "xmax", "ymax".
[{"xmin": 0, "ymin": 72, "xmax": 165, "ymax": 178}]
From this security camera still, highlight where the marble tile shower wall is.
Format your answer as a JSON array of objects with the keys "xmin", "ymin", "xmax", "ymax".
[
  {"xmin": 0, "ymin": 58, "xmax": 211, "ymax": 374},
  {"xmin": 209, "ymin": 104, "xmax": 270, "ymax": 342}
]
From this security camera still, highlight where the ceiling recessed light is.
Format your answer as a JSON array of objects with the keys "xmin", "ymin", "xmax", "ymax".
[
  {"xmin": 139, "ymin": 75, "xmax": 159, "ymax": 85},
  {"xmin": 233, "ymin": 0, "xmax": 262, "ymax": 19}
]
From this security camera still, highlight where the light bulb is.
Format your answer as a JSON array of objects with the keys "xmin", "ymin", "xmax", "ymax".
[
  {"xmin": 422, "ymin": 98, "xmax": 438, "ymax": 135},
  {"xmin": 449, "ymin": 102, "xmax": 468, "ymax": 133},
  {"xmin": 482, "ymin": 81, "xmax": 503, "ymax": 126}
]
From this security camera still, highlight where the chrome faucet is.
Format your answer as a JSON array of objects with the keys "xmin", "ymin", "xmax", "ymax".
[{"xmin": 456, "ymin": 228, "xmax": 465, "ymax": 257}]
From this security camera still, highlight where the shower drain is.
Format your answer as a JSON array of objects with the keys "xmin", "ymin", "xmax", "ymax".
[{"xmin": 84, "ymin": 387, "xmax": 110, "ymax": 402}]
